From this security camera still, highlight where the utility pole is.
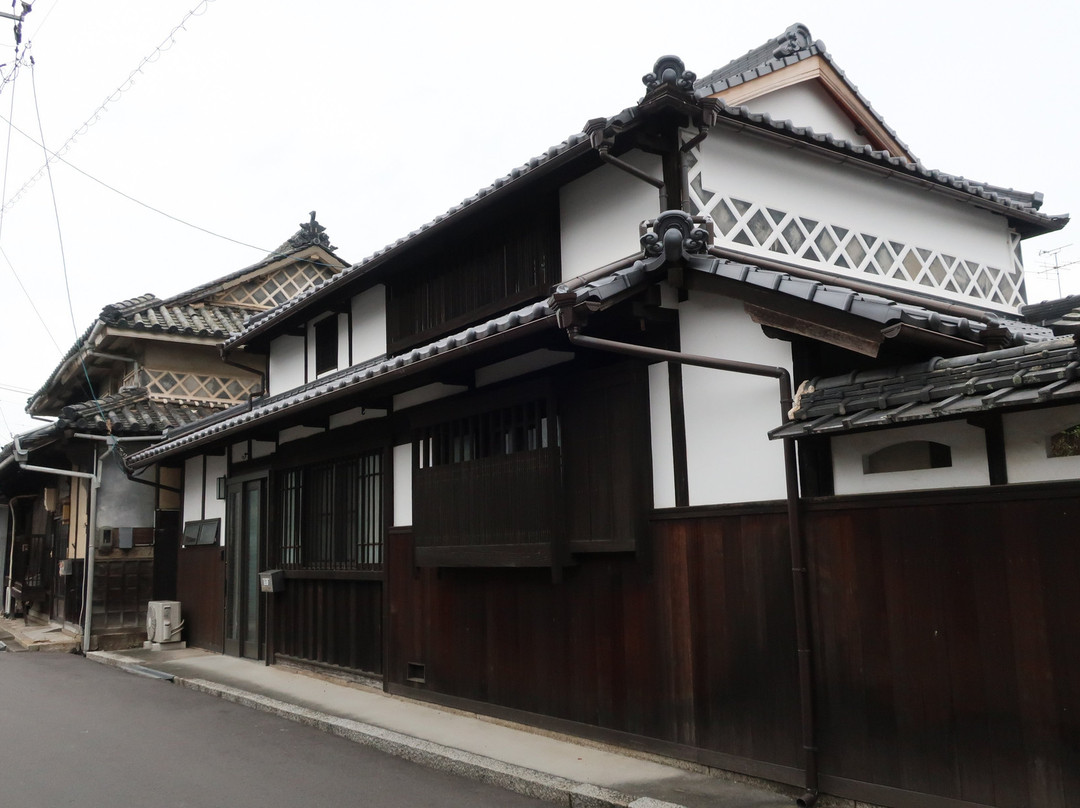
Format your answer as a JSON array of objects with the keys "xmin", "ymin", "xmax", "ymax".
[{"xmin": 2, "ymin": 3, "xmax": 30, "ymax": 48}]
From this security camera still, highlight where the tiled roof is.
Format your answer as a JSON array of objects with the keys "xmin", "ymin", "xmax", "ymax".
[
  {"xmin": 131, "ymin": 228, "xmax": 1057, "ymax": 467},
  {"xmin": 226, "ymin": 51, "xmax": 1063, "ymax": 353},
  {"xmin": 163, "ymin": 214, "xmax": 342, "ymax": 308},
  {"xmin": 100, "ymin": 300, "xmax": 250, "ymax": 339},
  {"xmin": 58, "ymin": 388, "xmax": 228, "ymax": 436},
  {"xmin": 687, "ymin": 252, "xmax": 1053, "ymax": 348},
  {"xmin": 771, "ymin": 335, "xmax": 1080, "ymax": 438},
  {"xmin": 693, "ymin": 23, "xmax": 917, "ymax": 164},
  {"xmin": 1020, "ymin": 294, "xmax": 1080, "ymax": 333}
]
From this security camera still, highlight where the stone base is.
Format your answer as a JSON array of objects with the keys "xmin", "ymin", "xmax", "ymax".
[{"xmin": 143, "ymin": 640, "xmax": 187, "ymax": 651}]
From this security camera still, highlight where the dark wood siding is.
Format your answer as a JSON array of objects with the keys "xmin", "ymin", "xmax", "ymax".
[
  {"xmin": 386, "ymin": 195, "xmax": 559, "ymax": 353},
  {"xmin": 177, "ymin": 545, "xmax": 224, "ymax": 651},
  {"xmin": 560, "ymin": 362, "xmax": 652, "ymax": 552},
  {"xmin": 274, "ymin": 576, "xmax": 382, "ymax": 675},
  {"xmin": 387, "ymin": 513, "xmax": 802, "ymax": 778},
  {"xmin": 387, "ymin": 483, "xmax": 1080, "ymax": 808},
  {"xmin": 804, "ymin": 486, "xmax": 1080, "ymax": 808}
]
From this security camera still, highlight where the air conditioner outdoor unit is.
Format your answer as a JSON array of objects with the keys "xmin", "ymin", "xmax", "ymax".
[{"xmin": 146, "ymin": 600, "xmax": 183, "ymax": 643}]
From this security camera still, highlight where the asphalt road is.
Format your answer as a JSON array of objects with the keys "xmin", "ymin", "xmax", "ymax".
[{"xmin": 0, "ymin": 650, "xmax": 551, "ymax": 808}]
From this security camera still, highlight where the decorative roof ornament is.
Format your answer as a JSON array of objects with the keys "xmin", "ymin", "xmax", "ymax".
[
  {"xmin": 641, "ymin": 210, "xmax": 710, "ymax": 260},
  {"xmin": 642, "ymin": 56, "xmax": 696, "ymax": 94},
  {"xmin": 283, "ymin": 211, "xmax": 336, "ymax": 253},
  {"xmin": 772, "ymin": 23, "xmax": 813, "ymax": 59}
]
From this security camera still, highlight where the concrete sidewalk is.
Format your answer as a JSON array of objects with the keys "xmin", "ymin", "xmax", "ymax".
[
  {"xmin": 0, "ymin": 615, "xmax": 80, "ymax": 652},
  {"xmin": 78, "ymin": 644, "xmax": 799, "ymax": 808}
]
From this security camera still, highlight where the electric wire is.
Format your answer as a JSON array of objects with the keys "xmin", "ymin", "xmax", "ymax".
[
  {"xmin": 29, "ymin": 56, "xmax": 111, "ymax": 435},
  {"xmin": 0, "ymin": 244, "xmax": 61, "ymax": 350},
  {"xmin": 2, "ymin": 0, "xmax": 215, "ymax": 214},
  {"xmin": 0, "ymin": 109, "xmax": 348, "ymax": 270}
]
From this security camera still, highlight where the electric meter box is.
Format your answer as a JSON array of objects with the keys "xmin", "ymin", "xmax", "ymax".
[{"xmin": 259, "ymin": 569, "xmax": 284, "ymax": 593}]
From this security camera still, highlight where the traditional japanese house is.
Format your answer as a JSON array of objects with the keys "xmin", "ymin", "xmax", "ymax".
[
  {"xmin": 127, "ymin": 26, "xmax": 1076, "ymax": 808},
  {"xmin": 0, "ymin": 215, "xmax": 347, "ymax": 649}
]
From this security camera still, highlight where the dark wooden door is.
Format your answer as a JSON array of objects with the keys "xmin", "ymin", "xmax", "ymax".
[{"xmin": 224, "ymin": 477, "xmax": 265, "ymax": 659}]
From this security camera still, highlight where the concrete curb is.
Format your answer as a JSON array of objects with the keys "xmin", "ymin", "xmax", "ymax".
[{"xmin": 86, "ymin": 652, "xmax": 687, "ymax": 808}]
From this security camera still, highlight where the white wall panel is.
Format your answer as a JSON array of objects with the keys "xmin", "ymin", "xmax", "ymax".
[
  {"xmin": 559, "ymin": 150, "xmax": 663, "ymax": 282},
  {"xmin": 1004, "ymin": 404, "xmax": 1080, "ymax": 483},
  {"xmin": 351, "ymin": 285, "xmax": 387, "ymax": 366},
  {"xmin": 678, "ymin": 295, "xmax": 792, "ymax": 505},
  {"xmin": 832, "ymin": 422, "xmax": 989, "ymax": 495},
  {"xmin": 268, "ymin": 335, "xmax": 305, "ymax": 395},
  {"xmin": 393, "ymin": 443, "xmax": 412, "ymax": 527},
  {"xmin": 648, "ymin": 362, "xmax": 676, "ymax": 509}
]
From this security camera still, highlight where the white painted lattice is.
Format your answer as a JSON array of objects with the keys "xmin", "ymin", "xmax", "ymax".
[
  {"xmin": 124, "ymin": 368, "xmax": 258, "ymax": 405},
  {"xmin": 686, "ymin": 154, "xmax": 1026, "ymax": 309},
  {"xmin": 212, "ymin": 263, "xmax": 335, "ymax": 310}
]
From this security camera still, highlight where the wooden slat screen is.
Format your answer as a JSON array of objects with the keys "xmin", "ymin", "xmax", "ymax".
[
  {"xmin": 386, "ymin": 196, "xmax": 559, "ymax": 352},
  {"xmin": 274, "ymin": 451, "xmax": 383, "ymax": 571}
]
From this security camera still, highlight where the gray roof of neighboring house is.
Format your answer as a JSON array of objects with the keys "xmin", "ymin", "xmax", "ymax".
[
  {"xmin": 1020, "ymin": 294, "xmax": 1080, "ymax": 333},
  {"xmin": 99, "ymin": 298, "xmax": 250, "ymax": 339},
  {"xmin": 771, "ymin": 335, "xmax": 1080, "ymax": 438},
  {"xmin": 57, "ymin": 388, "xmax": 228, "ymax": 436},
  {"xmin": 27, "ymin": 219, "xmax": 343, "ymax": 413}
]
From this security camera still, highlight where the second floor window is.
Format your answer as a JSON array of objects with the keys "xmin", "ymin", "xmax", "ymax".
[{"xmin": 313, "ymin": 316, "xmax": 338, "ymax": 375}]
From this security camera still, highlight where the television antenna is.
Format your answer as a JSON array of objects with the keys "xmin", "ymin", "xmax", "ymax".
[{"xmin": 1035, "ymin": 245, "xmax": 1080, "ymax": 299}]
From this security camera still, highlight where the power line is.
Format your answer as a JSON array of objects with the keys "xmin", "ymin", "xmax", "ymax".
[
  {"xmin": 0, "ymin": 109, "xmax": 283, "ymax": 255},
  {"xmin": 2, "ymin": 0, "xmax": 216, "ymax": 214},
  {"xmin": 0, "ymin": 243, "xmax": 62, "ymax": 350}
]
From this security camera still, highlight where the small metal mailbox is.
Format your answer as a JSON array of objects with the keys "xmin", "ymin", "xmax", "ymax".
[{"xmin": 258, "ymin": 569, "xmax": 285, "ymax": 594}]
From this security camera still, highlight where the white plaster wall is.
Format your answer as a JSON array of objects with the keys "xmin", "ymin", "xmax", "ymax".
[
  {"xmin": 831, "ymin": 422, "xmax": 989, "ymax": 495},
  {"xmin": 697, "ymin": 129, "xmax": 1015, "ymax": 279},
  {"xmin": 268, "ymin": 335, "xmax": 305, "ymax": 395},
  {"xmin": 648, "ymin": 362, "xmax": 676, "ymax": 509},
  {"xmin": 475, "ymin": 349, "xmax": 573, "ymax": 388},
  {"xmin": 351, "ymin": 285, "xmax": 387, "ymax": 366},
  {"xmin": 678, "ymin": 294, "xmax": 792, "ymax": 505},
  {"xmin": 1004, "ymin": 404, "xmax": 1080, "ymax": 483},
  {"xmin": 393, "ymin": 383, "xmax": 468, "ymax": 412},
  {"xmin": 203, "ymin": 455, "xmax": 227, "ymax": 532},
  {"xmin": 328, "ymin": 407, "xmax": 388, "ymax": 430},
  {"xmin": 182, "ymin": 456, "xmax": 205, "ymax": 524},
  {"xmin": 741, "ymin": 82, "xmax": 866, "ymax": 145},
  {"xmin": 393, "ymin": 443, "xmax": 412, "ymax": 527},
  {"xmin": 559, "ymin": 150, "xmax": 663, "ymax": 282},
  {"xmin": 278, "ymin": 425, "xmax": 325, "ymax": 445}
]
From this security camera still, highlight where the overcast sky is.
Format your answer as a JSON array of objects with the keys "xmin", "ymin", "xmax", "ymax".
[{"xmin": 0, "ymin": 1, "xmax": 1076, "ymax": 436}]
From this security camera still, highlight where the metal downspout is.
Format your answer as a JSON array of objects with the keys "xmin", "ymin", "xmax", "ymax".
[
  {"xmin": 597, "ymin": 144, "xmax": 667, "ymax": 210},
  {"xmin": 82, "ymin": 446, "xmax": 108, "ymax": 653},
  {"xmin": 562, "ymin": 329, "xmax": 818, "ymax": 807}
]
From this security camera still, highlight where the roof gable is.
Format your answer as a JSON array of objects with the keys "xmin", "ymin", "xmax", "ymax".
[{"xmin": 694, "ymin": 24, "xmax": 915, "ymax": 162}]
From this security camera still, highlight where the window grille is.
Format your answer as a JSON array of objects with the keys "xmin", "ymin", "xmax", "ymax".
[
  {"xmin": 275, "ymin": 451, "xmax": 383, "ymax": 570},
  {"xmin": 124, "ymin": 368, "xmax": 257, "ymax": 405}
]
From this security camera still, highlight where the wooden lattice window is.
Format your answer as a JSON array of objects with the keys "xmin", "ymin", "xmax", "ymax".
[
  {"xmin": 125, "ymin": 368, "xmax": 258, "ymax": 405},
  {"xmin": 413, "ymin": 383, "xmax": 560, "ymax": 567},
  {"xmin": 213, "ymin": 262, "xmax": 336, "ymax": 310},
  {"xmin": 274, "ymin": 452, "xmax": 383, "ymax": 570},
  {"xmin": 387, "ymin": 195, "xmax": 559, "ymax": 352}
]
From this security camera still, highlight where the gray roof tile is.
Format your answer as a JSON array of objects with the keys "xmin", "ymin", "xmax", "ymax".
[{"xmin": 773, "ymin": 335, "xmax": 1080, "ymax": 437}]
